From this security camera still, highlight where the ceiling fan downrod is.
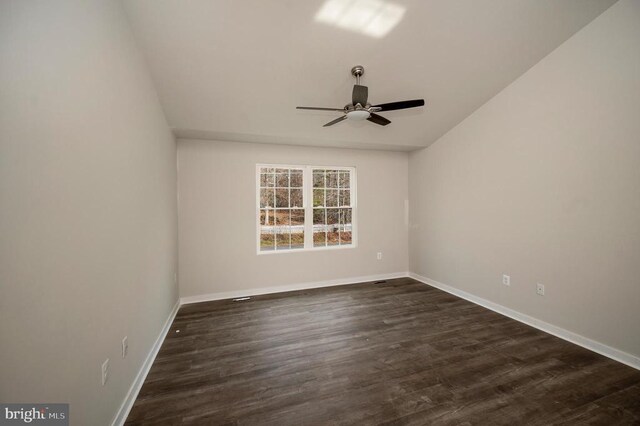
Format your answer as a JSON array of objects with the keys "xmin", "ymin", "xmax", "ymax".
[{"xmin": 351, "ymin": 65, "xmax": 364, "ymax": 85}]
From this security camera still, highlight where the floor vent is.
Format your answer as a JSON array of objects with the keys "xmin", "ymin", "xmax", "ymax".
[
  {"xmin": 374, "ymin": 280, "xmax": 387, "ymax": 284},
  {"xmin": 232, "ymin": 297, "xmax": 251, "ymax": 302}
]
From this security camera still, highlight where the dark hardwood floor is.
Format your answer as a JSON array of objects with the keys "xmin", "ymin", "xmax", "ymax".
[{"xmin": 126, "ymin": 278, "xmax": 640, "ymax": 425}]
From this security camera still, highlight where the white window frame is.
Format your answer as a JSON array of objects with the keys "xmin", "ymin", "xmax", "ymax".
[{"xmin": 256, "ymin": 163, "xmax": 358, "ymax": 255}]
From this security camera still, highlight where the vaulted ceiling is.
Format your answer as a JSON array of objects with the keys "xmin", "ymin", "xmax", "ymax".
[{"xmin": 123, "ymin": 0, "xmax": 616, "ymax": 151}]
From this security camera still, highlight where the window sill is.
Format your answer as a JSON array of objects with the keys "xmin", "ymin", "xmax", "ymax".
[{"xmin": 257, "ymin": 243, "xmax": 357, "ymax": 255}]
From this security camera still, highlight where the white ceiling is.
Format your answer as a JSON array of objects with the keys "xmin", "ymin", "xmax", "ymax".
[{"xmin": 123, "ymin": 0, "xmax": 616, "ymax": 151}]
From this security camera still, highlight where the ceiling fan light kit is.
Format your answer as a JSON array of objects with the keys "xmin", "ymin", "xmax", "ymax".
[
  {"xmin": 346, "ymin": 110, "xmax": 370, "ymax": 121},
  {"xmin": 297, "ymin": 65, "xmax": 425, "ymax": 127}
]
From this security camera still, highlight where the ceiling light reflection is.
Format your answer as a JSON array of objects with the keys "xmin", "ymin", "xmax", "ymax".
[{"xmin": 315, "ymin": 0, "xmax": 406, "ymax": 39}]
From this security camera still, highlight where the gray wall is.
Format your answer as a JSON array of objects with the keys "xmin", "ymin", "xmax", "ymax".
[
  {"xmin": 409, "ymin": 0, "xmax": 640, "ymax": 358},
  {"xmin": 177, "ymin": 139, "xmax": 409, "ymax": 298},
  {"xmin": 0, "ymin": 1, "xmax": 178, "ymax": 424}
]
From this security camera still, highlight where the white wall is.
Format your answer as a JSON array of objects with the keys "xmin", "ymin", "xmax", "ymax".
[
  {"xmin": 178, "ymin": 139, "xmax": 408, "ymax": 298},
  {"xmin": 0, "ymin": 1, "xmax": 178, "ymax": 425},
  {"xmin": 409, "ymin": 0, "xmax": 640, "ymax": 359}
]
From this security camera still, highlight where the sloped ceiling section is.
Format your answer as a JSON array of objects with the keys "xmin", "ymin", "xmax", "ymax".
[{"xmin": 123, "ymin": 0, "xmax": 616, "ymax": 151}]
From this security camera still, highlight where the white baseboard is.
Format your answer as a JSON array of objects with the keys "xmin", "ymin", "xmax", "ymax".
[
  {"xmin": 409, "ymin": 272, "xmax": 640, "ymax": 371},
  {"xmin": 111, "ymin": 301, "xmax": 180, "ymax": 426},
  {"xmin": 180, "ymin": 272, "xmax": 409, "ymax": 305}
]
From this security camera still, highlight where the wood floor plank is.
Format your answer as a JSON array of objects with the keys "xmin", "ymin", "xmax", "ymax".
[{"xmin": 126, "ymin": 278, "xmax": 640, "ymax": 425}]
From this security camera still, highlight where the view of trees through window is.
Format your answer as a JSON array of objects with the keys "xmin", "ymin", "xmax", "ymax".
[
  {"xmin": 258, "ymin": 165, "xmax": 355, "ymax": 252},
  {"xmin": 312, "ymin": 169, "xmax": 352, "ymax": 247},
  {"xmin": 259, "ymin": 167, "xmax": 305, "ymax": 251}
]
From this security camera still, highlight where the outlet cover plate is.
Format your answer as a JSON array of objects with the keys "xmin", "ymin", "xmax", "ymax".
[{"xmin": 502, "ymin": 274, "xmax": 510, "ymax": 286}]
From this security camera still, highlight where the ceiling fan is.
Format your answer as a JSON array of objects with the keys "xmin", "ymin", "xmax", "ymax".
[{"xmin": 296, "ymin": 65, "xmax": 425, "ymax": 127}]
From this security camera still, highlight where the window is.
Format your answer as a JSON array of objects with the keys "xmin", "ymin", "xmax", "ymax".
[{"xmin": 257, "ymin": 164, "xmax": 356, "ymax": 253}]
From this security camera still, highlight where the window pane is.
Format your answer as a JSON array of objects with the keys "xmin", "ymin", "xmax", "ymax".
[
  {"xmin": 326, "ymin": 189, "xmax": 338, "ymax": 207},
  {"xmin": 275, "ymin": 188, "xmax": 289, "ymax": 207},
  {"xmin": 326, "ymin": 171, "xmax": 339, "ymax": 188},
  {"xmin": 260, "ymin": 209, "xmax": 276, "ymax": 226},
  {"xmin": 340, "ymin": 231, "xmax": 352, "ymax": 245},
  {"xmin": 339, "ymin": 171, "xmax": 350, "ymax": 189},
  {"xmin": 339, "ymin": 190, "xmax": 350, "ymax": 207},
  {"xmin": 260, "ymin": 231, "xmax": 275, "ymax": 251},
  {"xmin": 313, "ymin": 189, "xmax": 324, "ymax": 207},
  {"xmin": 313, "ymin": 231, "xmax": 326, "ymax": 247},
  {"xmin": 291, "ymin": 209, "xmax": 305, "ymax": 225},
  {"xmin": 260, "ymin": 173, "xmax": 275, "ymax": 188},
  {"xmin": 290, "ymin": 170, "xmax": 303, "ymax": 187},
  {"xmin": 291, "ymin": 232, "xmax": 304, "ymax": 249},
  {"xmin": 313, "ymin": 171, "xmax": 324, "ymax": 188},
  {"xmin": 261, "ymin": 167, "xmax": 275, "ymax": 174},
  {"xmin": 313, "ymin": 208, "xmax": 325, "ymax": 225},
  {"xmin": 260, "ymin": 188, "xmax": 274, "ymax": 208},
  {"xmin": 276, "ymin": 231, "xmax": 291, "ymax": 250},
  {"xmin": 340, "ymin": 208, "xmax": 352, "ymax": 230},
  {"xmin": 327, "ymin": 231, "xmax": 340, "ymax": 246},
  {"xmin": 276, "ymin": 170, "xmax": 289, "ymax": 187},
  {"xmin": 290, "ymin": 188, "xmax": 303, "ymax": 208},
  {"xmin": 327, "ymin": 208, "xmax": 339, "ymax": 225},
  {"xmin": 275, "ymin": 209, "xmax": 290, "ymax": 225}
]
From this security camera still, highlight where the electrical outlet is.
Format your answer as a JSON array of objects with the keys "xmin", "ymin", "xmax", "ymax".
[
  {"xmin": 377, "ymin": 252, "xmax": 382, "ymax": 260},
  {"xmin": 174, "ymin": 273, "xmax": 177, "ymax": 284},
  {"xmin": 536, "ymin": 283, "xmax": 545, "ymax": 296},
  {"xmin": 502, "ymin": 274, "xmax": 510, "ymax": 286},
  {"xmin": 122, "ymin": 336, "xmax": 128, "ymax": 358},
  {"xmin": 101, "ymin": 359, "xmax": 109, "ymax": 386}
]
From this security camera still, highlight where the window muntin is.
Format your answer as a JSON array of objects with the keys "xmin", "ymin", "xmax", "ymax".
[{"xmin": 257, "ymin": 165, "xmax": 356, "ymax": 253}]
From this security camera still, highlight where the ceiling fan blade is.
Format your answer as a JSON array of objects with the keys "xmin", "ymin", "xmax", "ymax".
[
  {"xmin": 372, "ymin": 99, "xmax": 425, "ymax": 112},
  {"xmin": 352, "ymin": 85, "xmax": 368, "ymax": 106},
  {"xmin": 297, "ymin": 106, "xmax": 345, "ymax": 111},
  {"xmin": 367, "ymin": 113, "xmax": 391, "ymax": 126},
  {"xmin": 323, "ymin": 115, "xmax": 347, "ymax": 127}
]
